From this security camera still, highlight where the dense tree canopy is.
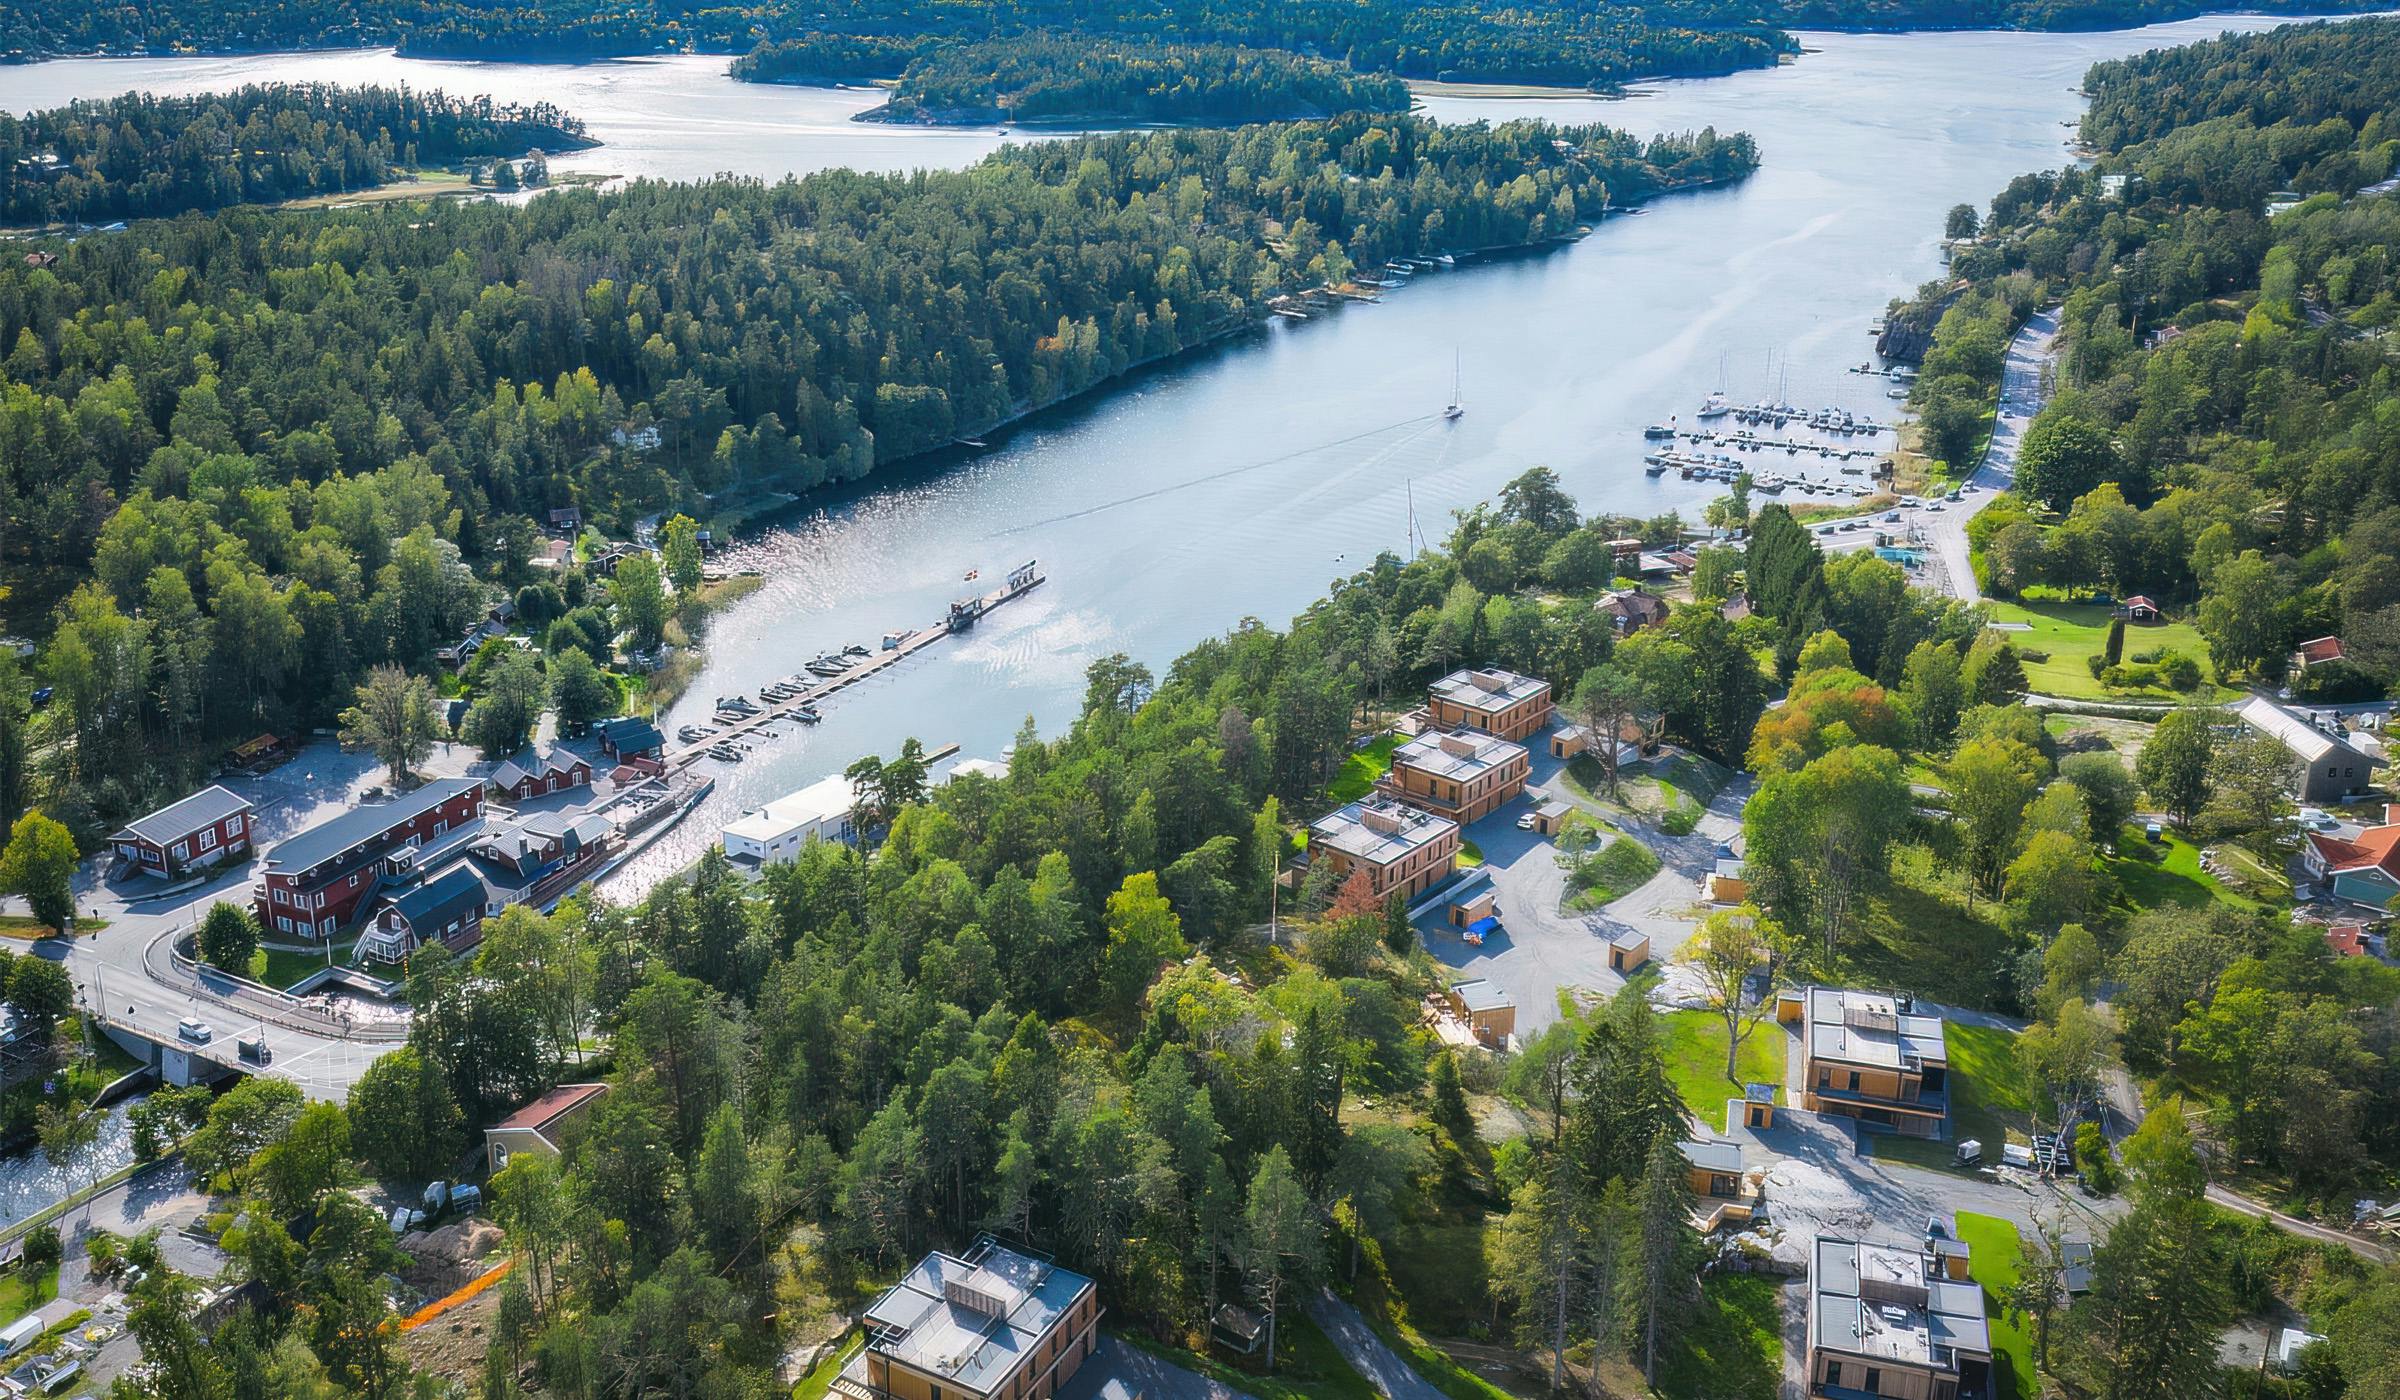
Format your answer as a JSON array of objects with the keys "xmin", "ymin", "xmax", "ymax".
[{"xmin": 0, "ymin": 85, "xmax": 587, "ymax": 225}]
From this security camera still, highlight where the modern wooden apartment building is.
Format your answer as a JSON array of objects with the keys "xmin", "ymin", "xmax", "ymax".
[
  {"xmin": 1425, "ymin": 667, "xmax": 1554, "ymax": 742},
  {"xmin": 1784, "ymin": 985, "xmax": 1950, "ymax": 1139},
  {"xmin": 1306, "ymin": 797, "xmax": 1460, "ymax": 902},
  {"xmin": 837, "ymin": 1239, "xmax": 1101, "ymax": 1400},
  {"xmin": 1381, "ymin": 728, "xmax": 1530, "ymax": 824}
]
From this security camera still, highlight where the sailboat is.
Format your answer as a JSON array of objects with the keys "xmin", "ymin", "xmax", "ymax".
[{"xmin": 1443, "ymin": 352, "xmax": 1465, "ymax": 420}]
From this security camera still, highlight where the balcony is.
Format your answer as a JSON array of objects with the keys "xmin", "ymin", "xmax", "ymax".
[{"xmin": 1811, "ymin": 1083, "xmax": 1948, "ymax": 1116}]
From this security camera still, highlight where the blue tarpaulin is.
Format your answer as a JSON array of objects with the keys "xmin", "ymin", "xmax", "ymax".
[{"xmin": 1467, "ymin": 916, "xmax": 1501, "ymax": 935}]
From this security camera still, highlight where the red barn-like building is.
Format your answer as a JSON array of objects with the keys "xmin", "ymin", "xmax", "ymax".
[
  {"xmin": 255, "ymin": 778, "xmax": 484, "ymax": 937},
  {"xmin": 111, "ymin": 786, "xmax": 254, "ymax": 880}
]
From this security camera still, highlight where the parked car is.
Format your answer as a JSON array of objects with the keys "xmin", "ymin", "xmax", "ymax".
[
  {"xmin": 1515, "ymin": 812, "xmax": 1538, "ymax": 831},
  {"xmin": 175, "ymin": 1017, "xmax": 212, "ymax": 1044}
]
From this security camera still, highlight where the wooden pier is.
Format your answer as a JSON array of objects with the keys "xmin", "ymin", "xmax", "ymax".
[{"xmin": 662, "ymin": 559, "xmax": 1045, "ymax": 773}]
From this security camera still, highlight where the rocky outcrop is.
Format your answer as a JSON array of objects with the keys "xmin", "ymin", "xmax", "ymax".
[{"xmin": 1875, "ymin": 281, "xmax": 1968, "ymax": 364}]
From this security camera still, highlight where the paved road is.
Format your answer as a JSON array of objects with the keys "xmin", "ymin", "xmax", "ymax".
[
  {"xmin": 1926, "ymin": 306, "xmax": 2060, "ymax": 602},
  {"xmin": 1306, "ymin": 1292, "xmax": 1444, "ymax": 1400},
  {"xmin": 1057, "ymin": 1338, "xmax": 1255, "ymax": 1400}
]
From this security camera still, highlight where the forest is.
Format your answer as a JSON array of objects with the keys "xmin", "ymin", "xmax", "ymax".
[
  {"xmin": 0, "ymin": 85, "xmax": 588, "ymax": 226},
  {"xmin": 0, "ymin": 112, "xmax": 1755, "ymax": 828},
  {"xmin": 870, "ymin": 36, "xmax": 1413, "ymax": 127}
]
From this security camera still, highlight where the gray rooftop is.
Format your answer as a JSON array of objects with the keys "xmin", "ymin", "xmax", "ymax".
[
  {"xmin": 264, "ymin": 779, "xmax": 480, "ymax": 877},
  {"xmin": 1811, "ymin": 1236, "xmax": 1990, "ymax": 1372},
  {"xmin": 862, "ymin": 1241, "xmax": 1094, "ymax": 1396},
  {"xmin": 1805, "ymin": 986, "xmax": 1946, "ymax": 1072},
  {"xmin": 2235, "ymin": 696, "xmax": 2370, "ymax": 766},
  {"xmin": 1680, "ymin": 1137, "xmax": 1744, "ymax": 1175},
  {"xmin": 1309, "ymin": 798, "xmax": 1457, "ymax": 868},
  {"xmin": 1450, "ymin": 979, "xmax": 1513, "ymax": 1015},
  {"xmin": 1428, "ymin": 667, "xmax": 1551, "ymax": 716},
  {"xmin": 112, "ymin": 785, "xmax": 252, "ymax": 847},
  {"xmin": 1391, "ymin": 729, "xmax": 1526, "ymax": 783}
]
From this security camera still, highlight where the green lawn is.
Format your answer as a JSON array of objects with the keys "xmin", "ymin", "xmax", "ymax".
[
  {"xmin": 1953, "ymin": 1213, "xmax": 2038, "ymax": 1400},
  {"xmin": 0, "ymin": 1263, "xmax": 57, "ymax": 1322},
  {"xmin": 253, "ymin": 938, "xmax": 359, "ymax": 989},
  {"xmin": 1982, "ymin": 601, "xmax": 2228, "ymax": 701},
  {"xmin": 1659, "ymin": 1010, "xmax": 1785, "ymax": 1127},
  {"xmin": 1874, "ymin": 1023, "xmax": 2036, "ymax": 1170},
  {"xmin": 1836, "ymin": 860, "xmax": 2018, "ymax": 1012},
  {"xmin": 1329, "ymin": 735, "xmax": 1400, "ymax": 804},
  {"xmin": 792, "ymin": 1335, "xmax": 862, "ymax": 1400},
  {"xmin": 1655, "ymin": 1274, "xmax": 1785, "ymax": 1400},
  {"xmin": 0, "ymin": 915, "xmax": 107, "ymax": 940},
  {"xmin": 2103, "ymin": 824, "xmax": 2279, "ymax": 915},
  {"xmin": 1562, "ymin": 833, "xmax": 1661, "ymax": 912},
  {"xmin": 1457, "ymin": 838, "xmax": 1484, "ymax": 868}
]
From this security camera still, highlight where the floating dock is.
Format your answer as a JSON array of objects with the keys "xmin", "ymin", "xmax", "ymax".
[{"xmin": 662, "ymin": 559, "xmax": 1044, "ymax": 772}]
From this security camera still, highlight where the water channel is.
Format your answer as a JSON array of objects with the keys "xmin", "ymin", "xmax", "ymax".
[{"xmin": 0, "ymin": 16, "xmax": 2320, "ymax": 899}]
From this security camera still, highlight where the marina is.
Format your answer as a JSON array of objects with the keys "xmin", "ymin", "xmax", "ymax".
[{"xmin": 658, "ymin": 560, "xmax": 1045, "ymax": 775}]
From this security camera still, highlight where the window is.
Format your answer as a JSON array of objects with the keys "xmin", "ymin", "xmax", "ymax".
[
  {"xmin": 198, "ymin": 827, "xmax": 216, "ymax": 852},
  {"xmin": 1847, "ymin": 1071, "xmax": 1861, "ymax": 1092},
  {"xmin": 171, "ymin": 841, "xmax": 188, "ymax": 861},
  {"xmin": 1863, "ymin": 1366, "xmax": 1882, "ymax": 1394},
  {"xmin": 1824, "ymin": 1361, "xmax": 1842, "ymax": 1387},
  {"xmin": 273, "ymin": 887, "xmax": 287, "ymax": 906},
  {"xmin": 278, "ymin": 916, "xmax": 293, "ymax": 934}
]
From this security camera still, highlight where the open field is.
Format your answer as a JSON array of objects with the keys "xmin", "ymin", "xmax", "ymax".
[{"xmin": 1983, "ymin": 601, "xmax": 2228, "ymax": 701}]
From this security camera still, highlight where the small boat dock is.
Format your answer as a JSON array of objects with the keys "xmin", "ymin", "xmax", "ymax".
[{"xmin": 663, "ymin": 559, "xmax": 1044, "ymax": 773}]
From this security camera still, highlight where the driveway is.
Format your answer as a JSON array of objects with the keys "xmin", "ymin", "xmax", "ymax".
[
  {"xmin": 1057, "ymin": 1337, "xmax": 1255, "ymax": 1400},
  {"xmin": 1306, "ymin": 1292, "xmax": 1443, "ymax": 1400},
  {"xmin": 1418, "ymin": 746, "xmax": 1754, "ymax": 1035},
  {"xmin": 1728, "ymin": 1101, "xmax": 2124, "ymax": 1258},
  {"xmin": 1923, "ymin": 306, "xmax": 2058, "ymax": 602}
]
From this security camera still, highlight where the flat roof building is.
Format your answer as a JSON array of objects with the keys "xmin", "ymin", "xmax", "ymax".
[
  {"xmin": 1307, "ymin": 797, "xmax": 1459, "ymax": 903},
  {"xmin": 723, "ymin": 773, "xmax": 858, "ymax": 871},
  {"xmin": 1445, "ymin": 978, "xmax": 1516, "ymax": 1048},
  {"xmin": 839, "ymin": 1239, "xmax": 1101, "ymax": 1400},
  {"xmin": 1381, "ymin": 728, "xmax": 1530, "ymax": 824},
  {"xmin": 1425, "ymin": 668, "xmax": 1554, "ymax": 743},
  {"xmin": 2233, "ymin": 696, "xmax": 2379, "ymax": 803},
  {"xmin": 1807, "ymin": 1234, "xmax": 1992, "ymax": 1400},
  {"xmin": 1790, "ymin": 985, "xmax": 1950, "ymax": 1139}
]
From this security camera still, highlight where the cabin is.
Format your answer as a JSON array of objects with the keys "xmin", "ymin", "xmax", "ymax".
[
  {"xmin": 110, "ymin": 785, "xmax": 255, "ymax": 881},
  {"xmin": 1680, "ymin": 1137, "xmax": 1745, "ymax": 1199},
  {"xmin": 2291, "ymin": 636, "xmax": 2348, "ymax": 675},
  {"xmin": 487, "ymin": 747, "xmax": 594, "ymax": 802},
  {"xmin": 1444, "ymin": 979, "xmax": 1516, "ymax": 1048},
  {"xmin": 1608, "ymin": 930, "xmax": 1651, "ymax": 973},
  {"xmin": 2117, "ymin": 594, "xmax": 2162, "ymax": 623},
  {"xmin": 595, "ymin": 716, "xmax": 665, "ymax": 762},
  {"xmin": 1529, "ymin": 800, "xmax": 1572, "ymax": 837},
  {"xmin": 485, "ymin": 1082, "xmax": 609, "ymax": 1170},
  {"xmin": 1447, "ymin": 888, "xmax": 1497, "ymax": 929}
]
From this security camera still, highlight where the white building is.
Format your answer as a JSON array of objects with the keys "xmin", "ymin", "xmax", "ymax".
[{"xmin": 722, "ymin": 773, "xmax": 858, "ymax": 871}]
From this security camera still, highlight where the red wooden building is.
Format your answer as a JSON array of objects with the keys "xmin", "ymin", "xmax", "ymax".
[
  {"xmin": 110, "ymin": 785, "xmax": 255, "ymax": 880},
  {"xmin": 255, "ymin": 778, "xmax": 484, "ymax": 938}
]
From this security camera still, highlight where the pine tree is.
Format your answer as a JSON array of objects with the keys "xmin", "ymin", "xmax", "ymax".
[{"xmin": 1627, "ymin": 1131, "xmax": 1698, "ymax": 1387}]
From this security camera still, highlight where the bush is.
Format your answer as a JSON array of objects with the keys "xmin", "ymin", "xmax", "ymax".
[
  {"xmin": 2160, "ymin": 652, "xmax": 2202, "ymax": 691},
  {"xmin": 2075, "ymin": 1121, "xmax": 2116, "ymax": 1195},
  {"xmin": 1661, "ymin": 804, "xmax": 1702, "ymax": 837},
  {"xmin": 19, "ymin": 1224, "xmax": 60, "ymax": 1271},
  {"xmin": 2016, "ymin": 648, "xmax": 2051, "ymax": 664},
  {"xmin": 2086, "ymin": 654, "xmax": 2107, "ymax": 679}
]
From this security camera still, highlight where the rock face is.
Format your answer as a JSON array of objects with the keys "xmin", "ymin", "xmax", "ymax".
[{"xmin": 1875, "ymin": 281, "xmax": 1968, "ymax": 365}]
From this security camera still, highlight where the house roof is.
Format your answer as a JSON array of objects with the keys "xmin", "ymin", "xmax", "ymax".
[
  {"xmin": 491, "ymin": 1082, "xmax": 608, "ymax": 1136},
  {"xmin": 1597, "ymin": 588, "xmax": 1670, "ymax": 625},
  {"xmin": 112, "ymin": 785, "xmax": 251, "ymax": 847},
  {"xmin": 2123, "ymin": 594, "xmax": 2158, "ymax": 610},
  {"xmin": 1391, "ymin": 728, "xmax": 1526, "ymax": 784},
  {"xmin": 1427, "ymin": 667, "xmax": 1550, "ymax": 716},
  {"xmin": 265, "ymin": 779, "xmax": 480, "ymax": 877},
  {"xmin": 491, "ymin": 746, "xmax": 590, "ymax": 790},
  {"xmin": 1309, "ymin": 798, "xmax": 1457, "ymax": 868},
  {"xmin": 2326, "ymin": 924, "xmax": 2372, "ymax": 957},
  {"xmin": 1811, "ymin": 1236, "xmax": 1990, "ymax": 1370},
  {"xmin": 383, "ymin": 863, "xmax": 487, "ymax": 933},
  {"xmin": 2295, "ymin": 636, "xmax": 2346, "ymax": 664},
  {"xmin": 1450, "ymin": 979, "xmax": 1513, "ymax": 1014},
  {"xmin": 1680, "ymin": 1137, "xmax": 1744, "ymax": 1175},
  {"xmin": 2235, "ymin": 696, "xmax": 2364, "ymax": 766},
  {"xmin": 1804, "ymin": 986, "xmax": 1946, "ymax": 1071},
  {"xmin": 862, "ymin": 1240, "xmax": 1095, "ymax": 1396},
  {"xmin": 597, "ymin": 716, "xmax": 664, "ymax": 751}
]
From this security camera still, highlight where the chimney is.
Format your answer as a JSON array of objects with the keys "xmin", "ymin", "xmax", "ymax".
[
  {"xmin": 1469, "ymin": 670, "xmax": 1508, "ymax": 694},
  {"xmin": 1438, "ymin": 733, "xmax": 1480, "ymax": 759}
]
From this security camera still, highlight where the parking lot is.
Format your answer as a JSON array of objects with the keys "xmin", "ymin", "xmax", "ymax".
[{"xmin": 1417, "ymin": 744, "xmax": 1750, "ymax": 1037}]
